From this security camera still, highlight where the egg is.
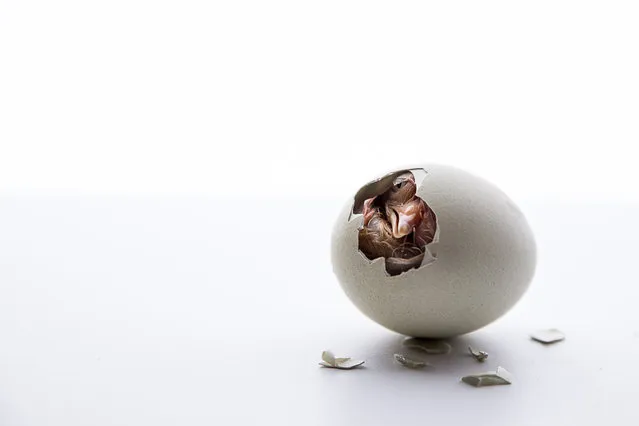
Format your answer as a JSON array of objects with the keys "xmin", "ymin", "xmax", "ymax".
[{"xmin": 331, "ymin": 164, "xmax": 536, "ymax": 338}]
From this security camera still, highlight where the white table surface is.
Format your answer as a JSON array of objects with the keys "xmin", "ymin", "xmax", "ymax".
[{"xmin": 0, "ymin": 196, "xmax": 637, "ymax": 425}]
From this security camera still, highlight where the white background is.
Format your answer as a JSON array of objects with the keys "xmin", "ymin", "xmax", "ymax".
[
  {"xmin": 1, "ymin": 1, "xmax": 639, "ymax": 425},
  {"xmin": 1, "ymin": 0, "xmax": 638, "ymax": 200}
]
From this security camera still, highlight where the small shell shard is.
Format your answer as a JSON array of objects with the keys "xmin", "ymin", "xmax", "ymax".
[
  {"xmin": 468, "ymin": 345, "xmax": 488, "ymax": 362},
  {"xmin": 319, "ymin": 351, "xmax": 364, "ymax": 370},
  {"xmin": 321, "ymin": 350, "xmax": 336, "ymax": 365},
  {"xmin": 394, "ymin": 353, "xmax": 429, "ymax": 369},
  {"xmin": 403, "ymin": 338, "xmax": 451, "ymax": 354},
  {"xmin": 531, "ymin": 328, "xmax": 565, "ymax": 344},
  {"xmin": 461, "ymin": 366, "xmax": 512, "ymax": 387},
  {"xmin": 333, "ymin": 359, "xmax": 365, "ymax": 369},
  {"xmin": 495, "ymin": 366, "xmax": 512, "ymax": 383}
]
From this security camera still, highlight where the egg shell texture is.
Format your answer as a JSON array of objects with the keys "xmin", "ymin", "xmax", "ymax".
[{"xmin": 331, "ymin": 164, "xmax": 536, "ymax": 338}]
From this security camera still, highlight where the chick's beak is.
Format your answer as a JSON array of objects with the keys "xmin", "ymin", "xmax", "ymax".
[{"xmin": 388, "ymin": 202, "xmax": 421, "ymax": 238}]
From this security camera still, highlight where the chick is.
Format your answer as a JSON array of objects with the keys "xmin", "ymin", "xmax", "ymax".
[{"xmin": 357, "ymin": 172, "xmax": 437, "ymax": 276}]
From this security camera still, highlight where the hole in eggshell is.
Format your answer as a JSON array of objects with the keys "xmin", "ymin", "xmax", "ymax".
[{"xmin": 353, "ymin": 168, "xmax": 438, "ymax": 277}]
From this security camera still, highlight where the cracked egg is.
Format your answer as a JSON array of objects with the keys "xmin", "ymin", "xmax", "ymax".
[{"xmin": 331, "ymin": 164, "xmax": 536, "ymax": 338}]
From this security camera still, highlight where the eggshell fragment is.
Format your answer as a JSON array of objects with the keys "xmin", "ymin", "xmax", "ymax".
[
  {"xmin": 461, "ymin": 367, "xmax": 512, "ymax": 387},
  {"xmin": 394, "ymin": 353, "xmax": 430, "ymax": 369},
  {"xmin": 468, "ymin": 346, "xmax": 489, "ymax": 362},
  {"xmin": 319, "ymin": 351, "xmax": 365, "ymax": 369},
  {"xmin": 331, "ymin": 164, "xmax": 537, "ymax": 338},
  {"xmin": 530, "ymin": 328, "xmax": 565, "ymax": 344}
]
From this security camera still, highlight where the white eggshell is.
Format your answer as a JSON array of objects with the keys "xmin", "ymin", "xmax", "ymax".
[{"xmin": 331, "ymin": 164, "xmax": 536, "ymax": 338}]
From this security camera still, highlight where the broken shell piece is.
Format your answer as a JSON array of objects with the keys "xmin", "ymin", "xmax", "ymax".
[
  {"xmin": 530, "ymin": 328, "xmax": 565, "ymax": 344},
  {"xmin": 461, "ymin": 367, "xmax": 512, "ymax": 387},
  {"xmin": 468, "ymin": 346, "xmax": 488, "ymax": 362},
  {"xmin": 319, "ymin": 351, "xmax": 365, "ymax": 370},
  {"xmin": 394, "ymin": 353, "xmax": 430, "ymax": 369},
  {"xmin": 322, "ymin": 350, "xmax": 352, "ymax": 365},
  {"xmin": 321, "ymin": 350, "xmax": 336, "ymax": 365},
  {"xmin": 403, "ymin": 338, "xmax": 451, "ymax": 354},
  {"xmin": 319, "ymin": 359, "xmax": 365, "ymax": 370}
]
